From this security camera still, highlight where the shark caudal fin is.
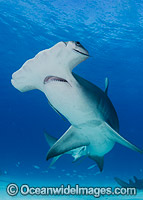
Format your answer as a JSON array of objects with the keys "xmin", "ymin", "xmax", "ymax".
[
  {"xmin": 46, "ymin": 126, "xmax": 90, "ymax": 161},
  {"xmin": 44, "ymin": 131, "xmax": 62, "ymax": 167},
  {"xmin": 104, "ymin": 122, "xmax": 143, "ymax": 153}
]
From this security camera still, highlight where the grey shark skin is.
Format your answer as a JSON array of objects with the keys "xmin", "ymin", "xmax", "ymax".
[
  {"xmin": 44, "ymin": 131, "xmax": 87, "ymax": 167},
  {"xmin": 115, "ymin": 176, "xmax": 143, "ymax": 190},
  {"xmin": 11, "ymin": 41, "xmax": 142, "ymax": 171}
]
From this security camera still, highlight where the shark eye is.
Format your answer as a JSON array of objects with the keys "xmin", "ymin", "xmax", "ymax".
[{"xmin": 75, "ymin": 41, "xmax": 81, "ymax": 46}]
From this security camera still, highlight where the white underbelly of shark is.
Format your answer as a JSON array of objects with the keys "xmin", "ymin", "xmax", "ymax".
[{"xmin": 44, "ymin": 79, "xmax": 102, "ymax": 125}]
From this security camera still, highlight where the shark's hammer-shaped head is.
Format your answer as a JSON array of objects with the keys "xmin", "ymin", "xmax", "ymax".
[{"xmin": 11, "ymin": 41, "xmax": 89, "ymax": 93}]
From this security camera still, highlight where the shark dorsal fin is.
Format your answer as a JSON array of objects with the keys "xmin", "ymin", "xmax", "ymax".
[
  {"xmin": 104, "ymin": 77, "xmax": 109, "ymax": 95},
  {"xmin": 46, "ymin": 126, "xmax": 90, "ymax": 160},
  {"xmin": 89, "ymin": 155, "xmax": 104, "ymax": 172}
]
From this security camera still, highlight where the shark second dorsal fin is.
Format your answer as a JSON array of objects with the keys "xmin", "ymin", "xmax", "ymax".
[
  {"xmin": 46, "ymin": 126, "xmax": 90, "ymax": 161},
  {"xmin": 89, "ymin": 155, "xmax": 104, "ymax": 172},
  {"xmin": 104, "ymin": 77, "xmax": 109, "ymax": 95}
]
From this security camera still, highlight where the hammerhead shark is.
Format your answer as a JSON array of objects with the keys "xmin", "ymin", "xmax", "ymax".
[{"xmin": 11, "ymin": 41, "xmax": 142, "ymax": 171}]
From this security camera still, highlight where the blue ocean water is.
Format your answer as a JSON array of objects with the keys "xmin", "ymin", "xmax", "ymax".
[{"xmin": 0, "ymin": 0, "xmax": 143, "ymax": 199}]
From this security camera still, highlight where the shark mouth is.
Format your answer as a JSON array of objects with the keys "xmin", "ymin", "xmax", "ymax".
[
  {"xmin": 73, "ymin": 49, "xmax": 89, "ymax": 57},
  {"xmin": 44, "ymin": 76, "xmax": 71, "ymax": 86}
]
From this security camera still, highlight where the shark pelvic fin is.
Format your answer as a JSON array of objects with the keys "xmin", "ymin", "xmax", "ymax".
[
  {"xmin": 89, "ymin": 155, "xmax": 104, "ymax": 172},
  {"xmin": 72, "ymin": 155, "xmax": 87, "ymax": 163},
  {"xmin": 72, "ymin": 156, "xmax": 88, "ymax": 165},
  {"xmin": 44, "ymin": 131, "xmax": 62, "ymax": 167},
  {"xmin": 72, "ymin": 157, "xmax": 82, "ymax": 163},
  {"xmin": 46, "ymin": 126, "xmax": 90, "ymax": 161},
  {"xmin": 104, "ymin": 77, "xmax": 109, "ymax": 95},
  {"xmin": 104, "ymin": 122, "xmax": 143, "ymax": 153},
  {"xmin": 44, "ymin": 131, "xmax": 57, "ymax": 147}
]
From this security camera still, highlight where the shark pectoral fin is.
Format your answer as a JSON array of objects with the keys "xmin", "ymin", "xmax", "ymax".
[
  {"xmin": 89, "ymin": 155, "xmax": 104, "ymax": 172},
  {"xmin": 104, "ymin": 77, "xmax": 109, "ymax": 95},
  {"xmin": 46, "ymin": 126, "xmax": 90, "ymax": 161},
  {"xmin": 104, "ymin": 122, "xmax": 143, "ymax": 153},
  {"xmin": 49, "ymin": 155, "xmax": 61, "ymax": 168},
  {"xmin": 44, "ymin": 131, "xmax": 57, "ymax": 147}
]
